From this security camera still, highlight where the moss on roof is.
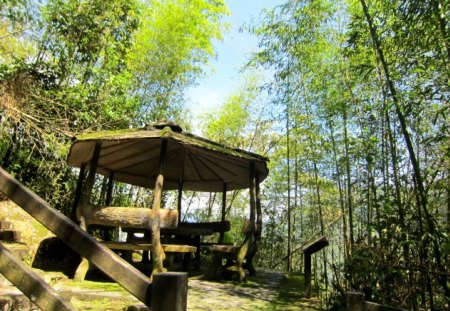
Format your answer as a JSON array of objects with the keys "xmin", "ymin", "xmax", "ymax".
[{"xmin": 73, "ymin": 127, "xmax": 269, "ymax": 163}]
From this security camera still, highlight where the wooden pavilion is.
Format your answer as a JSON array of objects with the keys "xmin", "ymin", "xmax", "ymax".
[{"xmin": 67, "ymin": 120, "xmax": 269, "ymax": 280}]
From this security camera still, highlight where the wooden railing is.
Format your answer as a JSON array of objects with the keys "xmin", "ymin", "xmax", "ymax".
[{"xmin": 0, "ymin": 168, "xmax": 160, "ymax": 309}]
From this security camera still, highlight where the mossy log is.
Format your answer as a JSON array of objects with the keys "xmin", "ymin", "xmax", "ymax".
[{"xmin": 83, "ymin": 206, "xmax": 178, "ymax": 229}]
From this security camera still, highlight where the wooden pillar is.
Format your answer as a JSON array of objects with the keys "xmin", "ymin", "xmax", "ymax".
[
  {"xmin": 234, "ymin": 161, "xmax": 257, "ymax": 281},
  {"xmin": 102, "ymin": 172, "xmax": 115, "ymax": 242},
  {"xmin": 245, "ymin": 166, "xmax": 261, "ymax": 276},
  {"xmin": 177, "ymin": 149, "xmax": 185, "ymax": 224},
  {"xmin": 304, "ymin": 253, "xmax": 312, "ymax": 298},
  {"xmin": 151, "ymin": 272, "xmax": 188, "ymax": 311},
  {"xmin": 255, "ymin": 169, "xmax": 262, "ymax": 240},
  {"xmin": 105, "ymin": 172, "xmax": 114, "ymax": 206},
  {"xmin": 219, "ymin": 183, "xmax": 227, "ymax": 243},
  {"xmin": 77, "ymin": 141, "xmax": 102, "ymax": 228},
  {"xmin": 249, "ymin": 162, "xmax": 257, "ymax": 231},
  {"xmin": 151, "ymin": 136, "xmax": 169, "ymax": 275},
  {"xmin": 70, "ymin": 163, "xmax": 86, "ymax": 222},
  {"xmin": 75, "ymin": 141, "xmax": 102, "ymax": 280}
]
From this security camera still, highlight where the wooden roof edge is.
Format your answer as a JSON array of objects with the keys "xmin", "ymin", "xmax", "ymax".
[{"xmin": 71, "ymin": 127, "xmax": 270, "ymax": 164}]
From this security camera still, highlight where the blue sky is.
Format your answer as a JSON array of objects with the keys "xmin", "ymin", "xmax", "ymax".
[{"xmin": 186, "ymin": 0, "xmax": 284, "ymax": 124}]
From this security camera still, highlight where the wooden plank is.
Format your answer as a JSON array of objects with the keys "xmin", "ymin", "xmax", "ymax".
[
  {"xmin": 210, "ymin": 245, "xmax": 237, "ymax": 253},
  {"xmin": 0, "ymin": 167, "xmax": 152, "ymax": 306},
  {"xmin": 102, "ymin": 241, "xmax": 196, "ymax": 253},
  {"xmin": 178, "ymin": 221, "xmax": 230, "ymax": 233},
  {"xmin": 302, "ymin": 236, "xmax": 329, "ymax": 255},
  {"xmin": 151, "ymin": 137, "xmax": 168, "ymax": 274},
  {"xmin": 0, "ymin": 243, "xmax": 76, "ymax": 311}
]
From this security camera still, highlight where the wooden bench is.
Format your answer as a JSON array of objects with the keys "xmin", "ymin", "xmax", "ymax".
[
  {"xmin": 102, "ymin": 241, "xmax": 197, "ymax": 271},
  {"xmin": 209, "ymin": 219, "xmax": 260, "ymax": 280},
  {"xmin": 178, "ymin": 221, "xmax": 230, "ymax": 233},
  {"xmin": 102, "ymin": 241, "xmax": 196, "ymax": 253}
]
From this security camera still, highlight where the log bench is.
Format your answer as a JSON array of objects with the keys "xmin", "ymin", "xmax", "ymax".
[
  {"xmin": 102, "ymin": 241, "xmax": 196, "ymax": 272},
  {"xmin": 209, "ymin": 219, "xmax": 259, "ymax": 281}
]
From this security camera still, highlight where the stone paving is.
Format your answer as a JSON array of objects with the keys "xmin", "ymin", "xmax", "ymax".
[{"xmin": 187, "ymin": 270, "xmax": 285, "ymax": 310}]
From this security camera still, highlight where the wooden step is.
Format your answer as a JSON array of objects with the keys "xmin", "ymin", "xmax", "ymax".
[{"xmin": 0, "ymin": 230, "xmax": 21, "ymax": 242}]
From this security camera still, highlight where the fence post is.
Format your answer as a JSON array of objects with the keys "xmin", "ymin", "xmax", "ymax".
[
  {"xmin": 151, "ymin": 272, "xmax": 188, "ymax": 311},
  {"xmin": 346, "ymin": 291, "xmax": 364, "ymax": 311}
]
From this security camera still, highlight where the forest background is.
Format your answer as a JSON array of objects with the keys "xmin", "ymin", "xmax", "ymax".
[{"xmin": 1, "ymin": 0, "xmax": 449, "ymax": 310}]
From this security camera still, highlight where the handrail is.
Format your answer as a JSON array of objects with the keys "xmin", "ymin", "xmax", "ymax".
[
  {"xmin": 0, "ymin": 242, "xmax": 76, "ymax": 310},
  {"xmin": 0, "ymin": 167, "xmax": 152, "ymax": 306}
]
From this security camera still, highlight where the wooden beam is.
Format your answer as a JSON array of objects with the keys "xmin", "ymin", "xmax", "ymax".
[
  {"xmin": 105, "ymin": 172, "xmax": 114, "ymax": 206},
  {"xmin": 0, "ymin": 243, "xmax": 76, "ymax": 311},
  {"xmin": 219, "ymin": 183, "xmax": 227, "ymax": 243},
  {"xmin": 232, "ymin": 161, "xmax": 257, "ymax": 281},
  {"xmin": 0, "ymin": 168, "xmax": 152, "ymax": 306},
  {"xmin": 304, "ymin": 253, "xmax": 312, "ymax": 298},
  {"xmin": 302, "ymin": 236, "xmax": 329, "ymax": 255},
  {"xmin": 85, "ymin": 207, "xmax": 178, "ymax": 228},
  {"xmin": 177, "ymin": 148, "xmax": 185, "ymax": 224},
  {"xmin": 70, "ymin": 163, "xmax": 85, "ymax": 222},
  {"xmin": 80, "ymin": 141, "xmax": 102, "ymax": 217},
  {"xmin": 179, "ymin": 221, "xmax": 230, "ymax": 233},
  {"xmin": 245, "ymin": 165, "xmax": 261, "ymax": 276},
  {"xmin": 151, "ymin": 137, "xmax": 169, "ymax": 275}
]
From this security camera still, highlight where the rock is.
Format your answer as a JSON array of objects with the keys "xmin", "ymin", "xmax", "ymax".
[{"xmin": 31, "ymin": 237, "xmax": 81, "ymax": 278}]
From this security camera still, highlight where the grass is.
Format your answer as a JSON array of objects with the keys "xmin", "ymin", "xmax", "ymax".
[{"xmin": 272, "ymin": 272, "xmax": 323, "ymax": 311}]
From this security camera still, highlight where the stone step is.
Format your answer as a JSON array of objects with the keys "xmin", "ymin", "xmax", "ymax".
[
  {"xmin": 6, "ymin": 244, "xmax": 30, "ymax": 260},
  {"xmin": 0, "ymin": 289, "xmax": 38, "ymax": 311},
  {"xmin": 0, "ymin": 231, "xmax": 20, "ymax": 243},
  {"xmin": 0, "ymin": 221, "xmax": 12, "ymax": 230}
]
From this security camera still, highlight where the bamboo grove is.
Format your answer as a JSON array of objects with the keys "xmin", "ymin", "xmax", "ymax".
[{"xmin": 244, "ymin": 0, "xmax": 450, "ymax": 309}]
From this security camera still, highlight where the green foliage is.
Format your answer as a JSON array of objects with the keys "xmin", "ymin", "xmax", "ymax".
[
  {"xmin": 127, "ymin": 0, "xmax": 229, "ymax": 122},
  {"xmin": 0, "ymin": 0, "xmax": 229, "ymax": 211},
  {"xmin": 246, "ymin": 0, "xmax": 450, "ymax": 308}
]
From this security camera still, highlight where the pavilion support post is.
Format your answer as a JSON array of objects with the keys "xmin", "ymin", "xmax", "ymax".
[
  {"xmin": 74, "ymin": 141, "xmax": 101, "ymax": 281},
  {"xmin": 232, "ymin": 162, "xmax": 257, "ymax": 281},
  {"xmin": 151, "ymin": 136, "xmax": 169, "ymax": 275},
  {"xmin": 70, "ymin": 163, "xmax": 86, "ymax": 222},
  {"xmin": 105, "ymin": 172, "xmax": 114, "ymax": 206},
  {"xmin": 102, "ymin": 172, "xmax": 115, "ymax": 242},
  {"xmin": 177, "ymin": 183, "xmax": 183, "ymax": 224},
  {"xmin": 245, "ymin": 166, "xmax": 261, "ymax": 276},
  {"xmin": 177, "ymin": 149, "xmax": 185, "ymax": 224},
  {"xmin": 219, "ymin": 183, "xmax": 227, "ymax": 243},
  {"xmin": 77, "ymin": 141, "xmax": 102, "ymax": 229}
]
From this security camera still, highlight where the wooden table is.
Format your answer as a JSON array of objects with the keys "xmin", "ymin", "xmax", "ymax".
[{"xmin": 161, "ymin": 226, "xmax": 214, "ymax": 269}]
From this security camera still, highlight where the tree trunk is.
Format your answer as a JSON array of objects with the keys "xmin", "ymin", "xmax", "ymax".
[
  {"xmin": 360, "ymin": 0, "xmax": 449, "ymax": 298},
  {"xmin": 328, "ymin": 120, "xmax": 348, "ymax": 258},
  {"xmin": 343, "ymin": 111, "xmax": 354, "ymax": 247}
]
